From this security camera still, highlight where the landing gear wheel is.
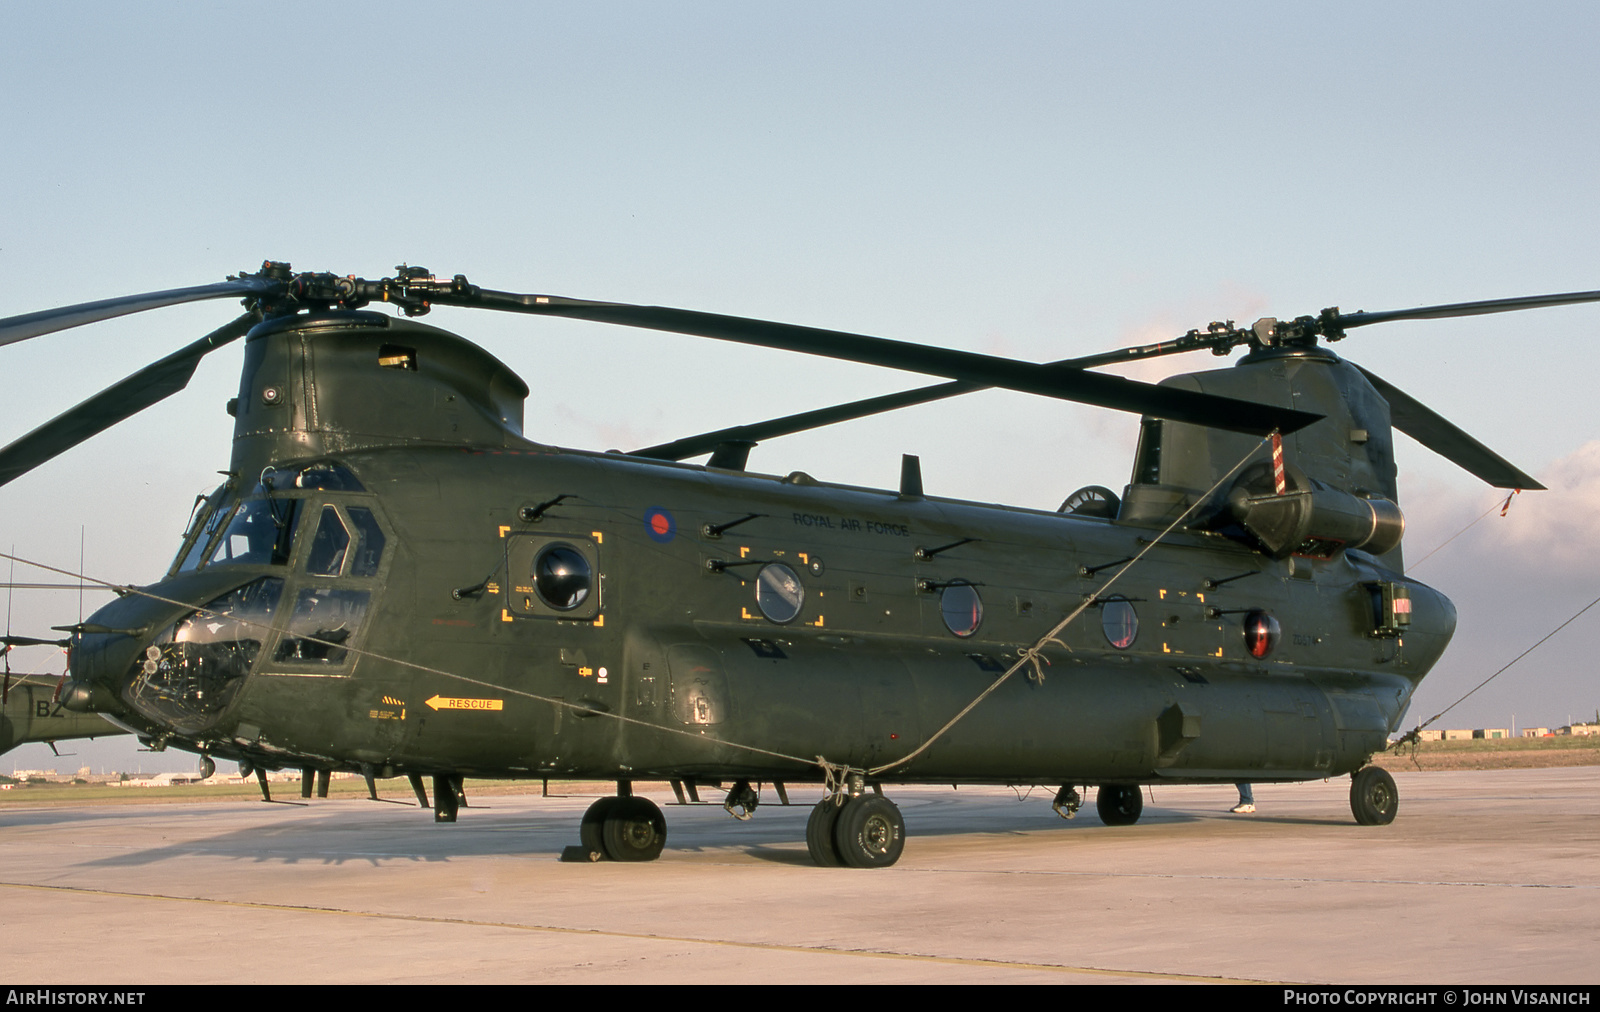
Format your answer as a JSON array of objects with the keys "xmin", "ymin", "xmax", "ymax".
[
  {"xmin": 1349, "ymin": 766, "xmax": 1398, "ymax": 826},
  {"xmin": 602, "ymin": 796, "xmax": 668, "ymax": 862},
  {"xmin": 832, "ymin": 795, "xmax": 905, "ymax": 868},
  {"xmin": 580, "ymin": 796, "xmax": 620, "ymax": 856},
  {"xmin": 1096, "ymin": 784, "xmax": 1144, "ymax": 826},
  {"xmin": 806, "ymin": 798, "xmax": 846, "ymax": 867}
]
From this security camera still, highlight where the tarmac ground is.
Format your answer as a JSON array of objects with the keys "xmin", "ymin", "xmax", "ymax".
[{"xmin": 1, "ymin": 767, "xmax": 1595, "ymax": 984}]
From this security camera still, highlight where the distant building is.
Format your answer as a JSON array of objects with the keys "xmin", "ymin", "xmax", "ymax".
[
  {"xmin": 1521, "ymin": 728, "xmax": 1551, "ymax": 738},
  {"xmin": 1473, "ymin": 728, "xmax": 1510, "ymax": 739},
  {"xmin": 1559, "ymin": 722, "xmax": 1600, "ymax": 737},
  {"xmin": 1443, "ymin": 729, "xmax": 1474, "ymax": 741}
]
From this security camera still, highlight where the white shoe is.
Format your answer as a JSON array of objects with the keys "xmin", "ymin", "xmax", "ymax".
[{"xmin": 1230, "ymin": 802, "xmax": 1255, "ymax": 814}]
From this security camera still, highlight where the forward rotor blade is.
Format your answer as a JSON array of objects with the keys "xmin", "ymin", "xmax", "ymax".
[
  {"xmin": 1, "ymin": 635, "xmax": 69, "ymax": 648},
  {"xmin": 0, "ymin": 278, "xmax": 278, "ymax": 349},
  {"xmin": 444, "ymin": 290, "xmax": 1319, "ymax": 436},
  {"xmin": 1336, "ymin": 290, "xmax": 1600, "ymax": 331},
  {"xmin": 0, "ymin": 311, "xmax": 259, "ymax": 488},
  {"xmin": 632, "ymin": 341, "xmax": 1192, "ymax": 460},
  {"xmin": 633, "ymin": 382, "xmax": 973, "ymax": 460},
  {"xmin": 1355, "ymin": 365, "xmax": 1543, "ymax": 490}
]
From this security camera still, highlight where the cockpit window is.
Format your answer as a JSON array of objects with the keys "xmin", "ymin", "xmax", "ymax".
[
  {"xmin": 346, "ymin": 507, "xmax": 386, "ymax": 577},
  {"xmin": 175, "ymin": 487, "xmax": 232, "ymax": 574},
  {"xmin": 274, "ymin": 588, "xmax": 371, "ymax": 665},
  {"xmin": 124, "ymin": 577, "xmax": 284, "ymax": 734},
  {"xmin": 208, "ymin": 498, "xmax": 301, "ymax": 567},
  {"xmin": 304, "ymin": 506, "xmax": 385, "ymax": 577},
  {"xmin": 305, "ymin": 507, "xmax": 350, "ymax": 577}
]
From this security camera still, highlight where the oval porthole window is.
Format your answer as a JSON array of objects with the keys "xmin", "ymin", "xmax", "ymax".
[
  {"xmin": 940, "ymin": 583, "xmax": 983, "ymax": 638},
  {"xmin": 1244, "ymin": 610, "xmax": 1281, "ymax": 659},
  {"xmin": 1101, "ymin": 596, "xmax": 1139, "ymax": 649},
  {"xmin": 534, "ymin": 544, "xmax": 592, "ymax": 610},
  {"xmin": 755, "ymin": 562, "xmax": 804, "ymax": 623}
]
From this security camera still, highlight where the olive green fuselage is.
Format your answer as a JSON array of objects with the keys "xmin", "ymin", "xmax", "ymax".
[{"xmin": 65, "ymin": 311, "xmax": 1454, "ymax": 790}]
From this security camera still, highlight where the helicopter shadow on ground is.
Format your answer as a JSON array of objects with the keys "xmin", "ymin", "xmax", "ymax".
[
  {"xmin": 49, "ymin": 791, "xmax": 1358, "ymax": 871},
  {"xmin": 0, "ymin": 801, "xmax": 274, "ymax": 831},
  {"xmin": 695, "ymin": 794, "xmax": 1296, "ymax": 866},
  {"xmin": 62, "ymin": 799, "xmax": 582, "ymax": 869},
  {"xmin": 762, "ymin": 795, "xmax": 1363, "ymax": 859}
]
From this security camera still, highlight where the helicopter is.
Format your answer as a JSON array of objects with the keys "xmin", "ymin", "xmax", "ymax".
[
  {"xmin": 1, "ymin": 263, "xmax": 1592, "ymax": 867},
  {"xmin": 1, "ymin": 656, "xmax": 123, "ymax": 760}
]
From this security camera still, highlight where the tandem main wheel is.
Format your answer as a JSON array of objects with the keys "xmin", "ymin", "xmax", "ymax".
[{"xmin": 806, "ymin": 793, "xmax": 905, "ymax": 869}]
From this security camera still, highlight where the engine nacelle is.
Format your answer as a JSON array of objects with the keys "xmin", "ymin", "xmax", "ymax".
[{"xmin": 1226, "ymin": 463, "xmax": 1404, "ymax": 559}]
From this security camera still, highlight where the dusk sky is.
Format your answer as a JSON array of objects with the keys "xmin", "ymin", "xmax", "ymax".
[{"xmin": 4, "ymin": 1, "xmax": 1599, "ymax": 773}]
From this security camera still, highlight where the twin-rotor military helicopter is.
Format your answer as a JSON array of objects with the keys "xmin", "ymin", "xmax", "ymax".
[{"xmin": 2, "ymin": 263, "xmax": 1592, "ymax": 867}]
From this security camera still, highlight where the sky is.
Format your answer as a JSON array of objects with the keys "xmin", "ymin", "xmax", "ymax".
[{"xmin": 3, "ymin": 1, "xmax": 1600, "ymax": 773}]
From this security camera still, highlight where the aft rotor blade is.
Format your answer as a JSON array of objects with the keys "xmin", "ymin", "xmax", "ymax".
[
  {"xmin": 0, "ymin": 278, "xmax": 278, "ymax": 349},
  {"xmin": 1336, "ymin": 290, "xmax": 1600, "ymax": 331},
  {"xmin": 445, "ymin": 290, "xmax": 1319, "ymax": 436},
  {"xmin": 0, "ymin": 312, "xmax": 259, "ymax": 488},
  {"xmin": 1355, "ymin": 365, "xmax": 1544, "ymax": 490}
]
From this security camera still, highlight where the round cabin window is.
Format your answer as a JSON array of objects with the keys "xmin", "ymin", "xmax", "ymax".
[
  {"xmin": 755, "ymin": 562, "xmax": 804, "ymax": 624},
  {"xmin": 940, "ymin": 583, "xmax": 983, "ymax": 638},
  {"xmin": 1101, "ymin": 596, "xmax": 1138, "ymax": 649},
  {"xmin": 1244, "ymin": 610, "xmax": 1281, "ymax": 659},
  {"xmin": 534, "ymin": 544, "xmax": 592, "ymax": 610}
]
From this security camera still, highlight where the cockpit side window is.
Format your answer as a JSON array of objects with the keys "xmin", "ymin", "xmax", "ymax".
[
  {"xmin": 305, "ymin": 506, "xmax": 351, "ymax": 577},
  {"xmin": 346, "ymin": 507, "xmax": 386, "ymax": 577}
]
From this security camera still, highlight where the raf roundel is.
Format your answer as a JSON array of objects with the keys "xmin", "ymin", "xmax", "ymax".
[{"xmin": 643, "ymin": 507, "xmax": 676, "ymax": 543}]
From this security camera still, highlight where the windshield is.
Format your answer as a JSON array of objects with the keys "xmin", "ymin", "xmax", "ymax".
[
  {"xmin": 207, "ymin": 497, "xmax": 302, "ymax": 567},
  {"xmin": 174, "ymin": 486, "xmax": 232, "ymax": 574}
]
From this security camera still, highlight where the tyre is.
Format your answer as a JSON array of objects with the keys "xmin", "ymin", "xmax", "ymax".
[
  {"xmin": 806, "ymin": 797, "xmax": 846, "ymax": 867},
  {"xmin": 1349, "ymin": 766, "xmax": 1398, "ymax": 826},
  {"xmin": 603, "ymin": 796, "xmax": 668, "ymax": 861},
  {"xmin": 1096, "ymin": 784, "xmax": 1144, "ymax": 826},
  {"xmin": 832, "ymin": 795, "xmax": 905, "ymax": 869},
  {"xmin": 580, "ymin": 796, "xmax": 620, "ymax": 856}
]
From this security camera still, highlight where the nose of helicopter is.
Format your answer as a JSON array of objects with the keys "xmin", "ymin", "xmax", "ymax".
[{"xmin": 60, "ymin": 571, "xmax": 284, "ymax": 738}]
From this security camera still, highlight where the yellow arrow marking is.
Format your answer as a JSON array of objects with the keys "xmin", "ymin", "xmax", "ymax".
[{"xmin": 426, "ymin": 695, "xmax": 504, "ymax": 712}]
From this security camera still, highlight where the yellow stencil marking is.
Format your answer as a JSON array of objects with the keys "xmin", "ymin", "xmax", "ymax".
[{"xmin": 426, "ymin": 695, "xmax": 504, "ymax": 712}]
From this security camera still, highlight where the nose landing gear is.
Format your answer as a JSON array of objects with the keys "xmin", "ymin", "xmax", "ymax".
[{"xmin": 576, "ymin": 784, "xmax": 669, "ymax": 862}]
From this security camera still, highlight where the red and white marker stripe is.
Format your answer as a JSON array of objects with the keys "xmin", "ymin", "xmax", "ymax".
[{"xmin": 1271, "ymin": 432, "xmax": 1287, "ymax": 495}]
